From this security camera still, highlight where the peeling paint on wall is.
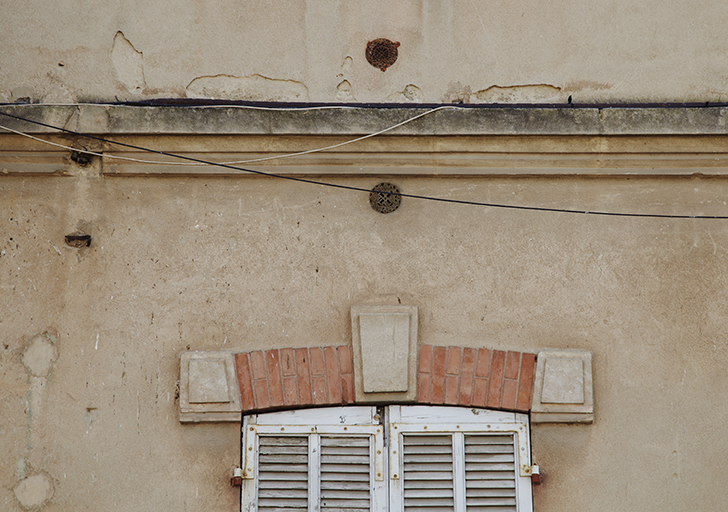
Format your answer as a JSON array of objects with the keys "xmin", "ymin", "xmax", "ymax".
[
  {"xmin": 111, "ymin": 31, "xmax": 145, "ymax": 94},
  {"xmin": 442, "ymin": 81, "xmax": 471, "ymax": 103},
  {"xmin": 474, "ymin": 84, "xmax": 563, "ymax": 104},
  {"xmin": 10, "ymin": 87, "xmax": 35, "ymax": 104},
  {"xmin": 386, "ymin": 84, "xmax": 423, "ymax": 103},
  {"xmin": 335, "ymin": 80, "xmax": 355, "ymax": 101},
  {"xmin": 186, "ymin": 74, "xmax": 309, "ymax": 102}
]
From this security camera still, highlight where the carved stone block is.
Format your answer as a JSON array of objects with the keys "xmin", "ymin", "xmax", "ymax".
[
  {"xmin": 180, "ymin": 351, "xmax": 242, "ymax": 423},
  {"xmin": 351, "ymin": 305, "xmax": 418, "ymax": 403},
  {"xmin": 531, "ymin": 350, "xmax": 593, "ymax": 423}
]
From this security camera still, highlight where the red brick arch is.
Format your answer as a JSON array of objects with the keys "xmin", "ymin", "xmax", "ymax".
[{"xmin": 235, "ymin": 345, "xmax": 535, "ymax": 414}]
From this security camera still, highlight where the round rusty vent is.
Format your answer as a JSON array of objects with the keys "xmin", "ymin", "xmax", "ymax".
[
  {"xmin": 369, "ymin": 183, "xmax": 402, "ymax": 214},
  {"xmin": 366, "ymin": 39, "xmax": 400, "ymax": 72}
]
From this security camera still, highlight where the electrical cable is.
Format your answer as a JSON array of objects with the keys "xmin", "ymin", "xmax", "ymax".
[{"xmin": 1, "ymin": 109, "xmax": 727, "ymax": 220}]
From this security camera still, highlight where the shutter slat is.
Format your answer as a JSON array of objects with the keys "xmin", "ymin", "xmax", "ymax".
[
  {"xmin": 321, "ymin": 481, "xmax": 371, "ymax": 491},
  {"xmin": 258, "ymin": 436, "xmax": 309, "ymax": 512},
  {"xmin": 320, "ymin": 472, "xmax": 370, "ymax": 482},
  {"xmin": 260, "ymin": 455, "xmax": 309, "ymax": 463},
  {"xmin": 464, "ymin": 463, "xmax": 517, "ymax": 472},
  {"xmin": 466, "ymin": 489, "xmax": 516, "ymax": 497},
  {"xmin": 259, "ymin": 481, "xmax": 309, "ymax": 489},
  {"xmin": 403, "ymin": 454, "xmax": 456, "ymax": 463},
  {"xmin": 321, "ymin": 463, "xmax": 371, "ymax": 473},
  {"xmin": 465, "ymin": 446, "xmax": 516, "ymax": 454}
]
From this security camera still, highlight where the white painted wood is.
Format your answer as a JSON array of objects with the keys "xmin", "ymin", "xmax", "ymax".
[
  {"xmin": 452, "ymin": 432, "xmax": 465, "ymax": 512},
  {"xmin": 397, "ymin": 405, "xmax": 517, "ymax": 424},
  {"xmin": 254, "ymin": 406, "xmax": 376, "ymax": 425},
  {"xmin": 242, "ymin": 417, "xmax": 258, "ymax": 512},
  {"xmin": 401, "ymin": 434, "xmax": 454, "ymax": 512},
  {"xmin": 321, "ymin": 436, "xmax": 371, "ymax": 512},
  {"xmin": 309, "ymin": 433, "xmax": 320, "ymax": 512}
]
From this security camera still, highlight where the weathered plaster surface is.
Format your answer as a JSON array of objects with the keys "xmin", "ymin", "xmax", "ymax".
[
  {"xmin": 2, "ymin": 1, "xmax": 728, "ymax": 103},
  {"xmin": 1, "ymin": 106, "xmax": 728, "ymax": 510},
  {"xmin": 3, "ymin": 157, "xmax": 728, "ymax": 509}
]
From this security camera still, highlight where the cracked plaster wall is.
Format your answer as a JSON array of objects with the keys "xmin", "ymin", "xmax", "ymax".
[{"xmin": 2, "ymin": 0, "xmax": 728, "ymax": 103}]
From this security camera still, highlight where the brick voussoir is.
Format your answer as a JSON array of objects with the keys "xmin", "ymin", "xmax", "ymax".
[{"xmin": 234, "ymin": 344, "xmax": 537, "ymax": 414}]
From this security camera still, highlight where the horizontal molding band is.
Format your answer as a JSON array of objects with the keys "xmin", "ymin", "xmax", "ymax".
[{"xmin": 2, "ymin": 104, "xmax": 728, "ymax": 136}]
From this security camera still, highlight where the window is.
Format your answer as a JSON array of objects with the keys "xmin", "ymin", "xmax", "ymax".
[{"xmin": 242, "ymin": 406, "xmax": 532, "ymax": 512}]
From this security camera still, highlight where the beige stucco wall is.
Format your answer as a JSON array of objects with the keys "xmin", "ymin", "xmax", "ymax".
[
  {"xmin": 2, "ymin": 0, "xmax": 728, "ymax": 104},
  {"xmin": 2, "ymin": 105, "xmax": 728, "ymax": 510}
]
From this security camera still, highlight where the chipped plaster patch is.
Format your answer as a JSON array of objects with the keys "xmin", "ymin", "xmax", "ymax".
[
  {"xmin": 186, "ymin": 74, "xmax": 309, "ymax": 102},
  {"xmin": 386, "ymin": 84, "xmax": 422, "ymax": 103},
  {"xmin": 22, "ymin": 334, "xmax": 58, "ymax": 377},
  {"xmin": 474, "ymin": 84, "xmax": 563, "ymax": 103},
  {"xmin": 442, "ymin": 81, "xmax": 471, "ymax": 104},
  {"xmin": 111, "ymin": 31, "xmax": 145, "ymax": 94},
  {"xmin": 13, "ymin": 474, "xmax": 53, "ymax": 510},
  {"xmin": 335, "ymin": 80, "xmax": 355, "ymax": 101}
]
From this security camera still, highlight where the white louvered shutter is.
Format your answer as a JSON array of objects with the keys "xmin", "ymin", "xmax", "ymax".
[
  {"xmin": 242, "ymin": 407, "xmax": 385, "ymax": 512},
  {"xmin": 257, "ymin": 436, "xmax": 309, "ymax": 512},
  {"xmin": 402, "ymin": 435, "xmax": 455, "ymax": 512},
  {"xmin": 320, "ymin": 436, "xmax": 372, "ymax": 512},
  {"xmin": 464, "ymin": 435, "xmax": 518, "ymax": 512},
  {"xmin": 389, "ymin": 406, "xmax": 532, "ymax": 512}
]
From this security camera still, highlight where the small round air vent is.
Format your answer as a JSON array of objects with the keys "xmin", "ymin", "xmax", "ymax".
[
  {"xmin": 369, "ymin": 183, "xmax": 402, "ymax": 214},
  {"xmin": 366, "ymin": 39, "xmax": 400, "ymax": 72}
]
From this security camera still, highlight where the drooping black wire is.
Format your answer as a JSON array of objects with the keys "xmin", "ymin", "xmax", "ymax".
[{"xmin": 1, "ymin": 109, "xmax": 727, "ymax": 220}]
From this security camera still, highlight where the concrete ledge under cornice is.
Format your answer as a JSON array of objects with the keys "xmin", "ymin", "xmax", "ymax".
[{"xmin": 2, "ymin": 104, "xmax": 728, "ymax": 136}]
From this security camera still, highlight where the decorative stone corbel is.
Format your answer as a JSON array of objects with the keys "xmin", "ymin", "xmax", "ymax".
[
  {"xmin": 530, "ymin": 350, "xmax": 593, "ymax": 423},
  {"xmin": 179, "ymin": 351, "xmax": 242, "ymax": 423}
]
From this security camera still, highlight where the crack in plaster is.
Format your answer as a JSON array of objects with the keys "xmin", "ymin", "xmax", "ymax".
[{"xmin": 186, "ymin": 74, "xmax": 309, "ymax": 102}]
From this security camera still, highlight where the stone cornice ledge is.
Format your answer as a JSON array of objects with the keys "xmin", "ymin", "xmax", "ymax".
[{"xmin": 2, "ymin": 104, "xmax": 728, "ymax": 136}]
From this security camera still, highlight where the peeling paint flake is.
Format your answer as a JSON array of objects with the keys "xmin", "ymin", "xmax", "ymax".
[
  {"xmin": 386, "ymin": 84, "xmax": 422, "ymax": 103},
  {"xmin": 111, "ymin": 31, "xmax": 145, "ymax": 94},
  {"xmin": 474, "ymin": 84, "xmax": 563, "ymax": 104},
  {"xmin": 186, "ymin": 74, "xmax": 309, "ymax": 102},
  {"xmin": 335, "ymin": 80, "xmax": 355, "ymax": 101}
]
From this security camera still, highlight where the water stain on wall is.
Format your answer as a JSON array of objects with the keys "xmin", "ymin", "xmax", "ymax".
[
  {"xmin": 21, "ymin": 332, "xmax": 58, "ymax": 378},
  {"xmin": 186, "ymin": 74, "xmax": 309, "ymax": 102},
  {"xmin": 13, "ymin": 473, "xmax": 54, "ymax": 510}
]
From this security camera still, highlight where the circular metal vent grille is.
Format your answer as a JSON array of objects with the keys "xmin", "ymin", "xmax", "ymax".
[
  {"xmin": 369, "ymin": 183, "xmax": 402, "ymax": 214},
  {"xmin": 366, "ymin": 39, "xmax": 400, "ymax": 71}
]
